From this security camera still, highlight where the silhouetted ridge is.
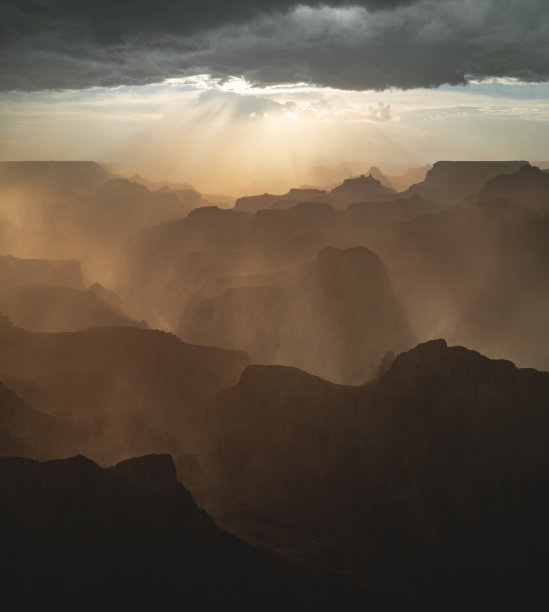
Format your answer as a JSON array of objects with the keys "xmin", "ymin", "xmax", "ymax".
[
  {"xmin": 0, "ymin": 378, "xmax": 81, "ymax": 458},
  {"xmin": 0, "ymin": 284, "xmax": 145, "ymax": 332},
  {"xmin": 204, "ymin": 339, "xmax": 549, "ymax": 602},
  {"xmin": 234, "ymin": 174, "xmax": 396, "ymax": 213},
  {"xmin": 0, "ymin": 453, "xmax": 303, "ymax": 606},
  {"xmin": 384, "ymin": 337, "xmax": 449, "ymax": 378},
  {"xmin": 478, "ymin": 164, "xmax": 549, "ymax": 215},
  {"xmin": 287, "ymin": 188, "xmax": 326, "ymax": 199},
  {"xmin": 368, "ymin": 165, "xmax": 394, "ymax": 189},
  {"xmin": 238, "ymin": 364, "xmax": 343, "ymax": 397},
  {"xmin": 118, "ymin": 182, "xmax": 445, "ymax": 332},
  {"xmin": 0, "ymin": 161, "xmax": 112, "ymax": 192},
  {"xmin": 235, "ymin": 188, "xmax": 328, "ymax": 213},
  {"xmin": 381, "ymin": 338, "xmax": 518, "ymax": 386},
  {"xmin": 404, "ymin": 160, "xmax": 530, "ymax": 204},
  {"xmin": 187, "ymin": 204, "xmax": 226, "ymax": 218},
  {"xmin": 0, "ymin": 318, "xmax": 249, "ymax": 465},
  {"xmin": 185, "ymin": 205, "xmax": 252, "ymax": 229},
  {"xmin": 367, "ymin": 165, "xmax": 431, "ymax": 192},
  {"xmin": 286, "ymin": 200, "xmax": 335, "ymax": 214},
  {"xmin": 313, "ymin": 244, "xmax": 380, "ymax": 268},
  {"xmin": 329, "ymin": 173, "xmax": 396, "ymax": 206},
  {"xmin": 40, "ymin": 453, "xmax": 105, "ymax": 480},
  {"xmin": 110, "ymin": 453, "xmax": 177, "ymax": 483}
]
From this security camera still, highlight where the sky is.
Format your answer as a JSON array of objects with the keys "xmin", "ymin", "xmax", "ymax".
[{"xmin": 1, "ymin": 0, "xmax": 548, "ymax": 194}]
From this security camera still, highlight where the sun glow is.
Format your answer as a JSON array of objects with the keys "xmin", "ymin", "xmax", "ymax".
[{"xmin": 2, "ymin": 76, "xmax": 549, "ymax": 195}]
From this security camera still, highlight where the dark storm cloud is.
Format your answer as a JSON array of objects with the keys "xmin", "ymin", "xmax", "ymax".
[
  {"xmin": 0, "ymin": 0, "xmax": 419, "ymax": 45},
  {"xmin": 1, "ymin": 0, "xmax": 548, "ymax": 92}
]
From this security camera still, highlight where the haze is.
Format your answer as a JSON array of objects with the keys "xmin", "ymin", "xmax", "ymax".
[{"xmin": 2, "ymin": 0, "xmax": 549, "ymax": 608}]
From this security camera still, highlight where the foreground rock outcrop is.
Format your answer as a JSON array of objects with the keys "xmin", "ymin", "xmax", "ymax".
[{"xmin": 0, "ymin": 454, "xmax": 304, "ymax": 606}]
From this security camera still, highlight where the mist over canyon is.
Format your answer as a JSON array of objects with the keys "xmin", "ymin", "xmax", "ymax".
[{"xmin": 0, "ymin": 155, "xmax": 548, "ymax": 610}]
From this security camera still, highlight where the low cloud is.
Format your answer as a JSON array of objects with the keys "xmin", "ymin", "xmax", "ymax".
[
  {"xmin": 295, "ymin": 98, "xmax": 394, "ymax": 122},
  {"xmin": 197, "ymin": 89, "xmax": 296, "ymax": 118},
  {"xmin": 367, "ymin": 102, "xmax": 392, "ymax": 122}
]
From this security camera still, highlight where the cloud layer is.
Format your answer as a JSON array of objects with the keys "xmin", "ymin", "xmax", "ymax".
[{"xmin": 1, "ymin": 0, "xmax": 548, "ymax": 92}]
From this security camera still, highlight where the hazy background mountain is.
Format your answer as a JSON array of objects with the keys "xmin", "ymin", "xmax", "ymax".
[
  {"xmin": 180, "ymin": 246, "xmax": 415, "ymax": 383},
  {"xmin": 0, "ymin": 161, "xmax": 217, "ymax": 287}
]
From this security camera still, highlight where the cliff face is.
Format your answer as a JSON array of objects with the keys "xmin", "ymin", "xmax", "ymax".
[{"xmin": 0, "ymin": 454, "xmax": 301, "ymax": 606}]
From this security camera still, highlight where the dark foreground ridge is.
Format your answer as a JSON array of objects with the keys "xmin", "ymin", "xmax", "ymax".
[
  {"xmin": 4, "ymin": 349, "xmax": 549, "ymax": 609},
  {"xmin": 204, "ymin": 339, "xmax": 549, "ymax": 608},
  {"xmin": 0, "ymin": 453, "xmax": 313, "ymax": 608}
]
